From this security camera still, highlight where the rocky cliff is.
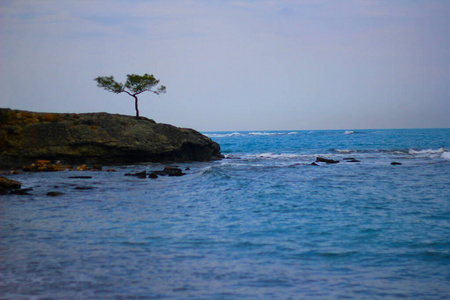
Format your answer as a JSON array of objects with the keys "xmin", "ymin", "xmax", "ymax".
[{"xmin": 0, "ymin": 109, "xmax": 223, "ymax": 168}]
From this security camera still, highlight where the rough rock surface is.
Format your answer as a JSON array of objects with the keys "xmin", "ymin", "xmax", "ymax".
[
  {"xmin": 0, "ymin": 109, "xmax": 223, "ymax": 168},
  {"xmin": 0, "ymin": 176, "xmax": 21, "ymax": 194}
]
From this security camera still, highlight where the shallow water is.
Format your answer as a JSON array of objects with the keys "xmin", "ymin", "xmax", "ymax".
[{"xmin": 1, "ymin": 129, "xmax": 449, "ymax": 299}]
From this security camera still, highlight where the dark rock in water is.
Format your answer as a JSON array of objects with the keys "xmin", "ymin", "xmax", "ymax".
[
  {"xmin": 152, "ymin": 166, "xmax": 185, "ymax": 177},
  {"xmin": 75, "ymin": 186, "xmax": 94, "ymax": 190},
  {"xmin": 316, "ymin": 157, "xmax": 339, "ymax": 164},
  {"xmin": 47, "ymin": 191, "xmax": 64, "ymax": 197},
  {"xmin": 149, "ymin": 172, "xmax": 158, "ymax": 179},
  {"xmin": 91, "ymin": 165, "xmax": 103, "ymax": 171},
  {"xmin": 0, "ymin": 175, "xmax": 21, "ymax": 194},
  {"xmin": 69, "ymin": 176, "xmax": 92, "ymax": 179},
  {"xmin": 10, "ymin": 188, "xmax": 33, "ymax": 195},
  {"xmin": 124, "ymin": 171, "xmax": 147, "ymax": 178},
  {"xmin": 0, "ymin": 109, "xmax": 223, "ymax": 168},
  {"xmin": 163, "ymin": 166, "xmax": 184, "ymax": 176},
  {"xmin": 344, "ymin": 158, "xmax": 360, "ymax": 163},
  {"xmin": 391, "ymin": 162, "xmax": 402, "ymax": 165},
  {"xmin": 310, "ymin": 162, "xmax": 319, "ymax": 166}
]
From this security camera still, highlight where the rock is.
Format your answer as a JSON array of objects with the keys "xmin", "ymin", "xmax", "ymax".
[
  {"xmin": 310, "ymin": 162, "xmax": 319, "ymax": 166},
  {"xmin": 75, "ymin": 164, "xmax": 88, "ymax": 171},
  {"xmin": 75, "ymin": 186, "xmax": 94, "ymax": 190},
  {"xmin": 68, "ymin": 176, "xmax": 92, "ymax": 179},
  {"xmin": 343, "ymin": 158, "xmax": 360, "ymax": 163},
  {"xmin": 152, "ymin": 166, "xmax": 186, "ymax": 177},
  {"xmin": 316, "ymin": 157, "xmax": 339, "ymax": 164},
  {"xmin": 391, "ymin": 162, "xmax": 402, "ymax": 165},
  {"xmin": 124, "ymin": 170, "xmax": 147, "ymax": 178},
  {"xmin": 22, "ymin": 160, "xmax": 72, "ymax": 172},
  {"xmin": 0, "ymin": 109, "xmax": 223, "ymax": 168},
  {"xmin": 0, "ymin": 176, "xmax": 22, "ymax": 194},
  {"xmin": 10, "ymin": 188, "xmax": 33, "ymax": 195},
  {"xmin": 163, "ymin": 166, "xmax": 185, "ymax": 176},
  {"xmin": 149, "ymin": 172, "xmax": 158, "ymax": 179},
  {"xmin": 106, "ymin": 169, "xmax": 117, "ymax": 172},
  {"xmin": 47, "ymin": 191, "xmax": 64, "ymax": 196}
]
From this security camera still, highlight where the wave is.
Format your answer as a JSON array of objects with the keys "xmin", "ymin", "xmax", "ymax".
[
  {"xmin": 256, "ymin": 153, "xmax": 301, "ymax": 159},
  {"xmin": 248, "ymin": 132, "xmax": 282, "ymax": 136},
  {"xmin": 409, "ymin": 148, "xmax": 447, "ymax": 157},
  {"xmin": 442, "ymin": 151, "xmax": 450, "ymax": 160},
  {"xmin": 345, "ymin": 130, "xmax": 354, "ymax": 135},
  {"xmin": 248, "ymin": 131, "xmax": 298, "ymax": 136},
  {"xmin": 204, "ymin": 132, "xmax": 242, "ymax": 138},
  {"xmin": 207, "ymin": 131, "xmax": 298, "ymax": 138},
  {"xmin": 331, "ymin": 149, "xmax": 355, "ymax": 154}
]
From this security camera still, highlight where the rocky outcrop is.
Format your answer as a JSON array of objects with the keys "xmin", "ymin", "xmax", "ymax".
[
  {"xmin": 0, "ymin": 176, "xmax": 21, "ymax": 194},
  {"xmin": 0, "ymin": 109, "xmax": 223, "ymax": 168}
]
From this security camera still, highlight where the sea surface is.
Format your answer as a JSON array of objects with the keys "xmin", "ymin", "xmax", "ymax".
[{"xmin": 1, "ymin": 128, "xmax": 449, "ymax": 299}]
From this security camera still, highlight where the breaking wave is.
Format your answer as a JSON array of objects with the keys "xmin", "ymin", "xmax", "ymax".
[
  {"xmin": 204, "ymin": 132, "xmax": 242, "ymax": 138},
  {"xmin": 442, "ymin": 151, "xmax": 450, "ymax": 160},
  {"xmin": 409, "ymin": 148, "xmax": 447, "ymax": 157}
]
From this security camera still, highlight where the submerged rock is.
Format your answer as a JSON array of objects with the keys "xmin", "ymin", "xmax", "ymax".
[
  {"xmin": 124, "ymin": 170, "xmax": 147, "ymax": 178},
  {"xmin": 0, "ymin": 109, "xmax": 223, "ymax": 168},
  {"xmin": 148, "ymin": 172, "xmax": 158, "ymax": 179},
  {"xmin": 10, "ymin": 187, "xmax": 33, "ymax": 195},
  {"xmin": 316, "ymin": 157, "xmax": 340, "ymax": 164},
  {"xmin": 391, "ymin": 162, "xmax": 402, "ymax": 165},
  {"xmin": 343, "ymin": 158, "xmax": 360, "ymax": 163},
  {"xmin": 47, "ymin": 191, "xmax": 64, "ymax": 197}
]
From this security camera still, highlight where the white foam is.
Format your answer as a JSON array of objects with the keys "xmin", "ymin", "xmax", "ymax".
[
  {"xmin": 409, "ymin": 148, "xmax": 446, "ymax": 156},
  {"xmin": 248, "ymin": 132, "xmax": 278, "ymax": 136},
  {"xmin": 257, "ymin": 153, "xmax": 300, "ymax": 159},
  {"xmin": 345, "ymin": 131, "xmax": 354, "ymax": 135},
  {"xmin": 334, "ymin": 149, "xmax": 354, "ymax": 153},
  {"xmin": 204, "ymin": 132, "xmax": 242, "ymax": 138},
  {"xmin": 442, "ymin": 152, "xmax": 450, "ymax": 160}
]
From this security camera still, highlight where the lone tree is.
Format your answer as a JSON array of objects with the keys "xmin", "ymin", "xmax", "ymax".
[{"xmin": 94, "ymin": 73, "xmax": 166, "ymax": 118}]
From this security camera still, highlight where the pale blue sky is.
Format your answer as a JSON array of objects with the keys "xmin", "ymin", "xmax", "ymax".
[{"xmin": 1, "ymin": 0, "xmax": 449, "ymax": 131}]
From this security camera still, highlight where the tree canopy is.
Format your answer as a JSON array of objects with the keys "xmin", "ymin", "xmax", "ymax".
[{"xmin": 94, "ymin": 73, "xmax": 166, "ymax": 118}]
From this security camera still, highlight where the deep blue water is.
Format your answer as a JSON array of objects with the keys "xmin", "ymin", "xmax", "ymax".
[{"xmin": 1, "ymin": 128, "xmax": 449, "ymax": 299}]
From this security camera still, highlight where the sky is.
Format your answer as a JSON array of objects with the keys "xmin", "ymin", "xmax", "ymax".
[{"xmin": 1, "ymin": 0, "xmax": 449, "ymax": 131}]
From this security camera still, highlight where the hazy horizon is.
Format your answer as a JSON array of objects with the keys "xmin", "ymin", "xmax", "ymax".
[{"xmin": 1, "ymin": 1, "xmax": 449, "ymax": 131}]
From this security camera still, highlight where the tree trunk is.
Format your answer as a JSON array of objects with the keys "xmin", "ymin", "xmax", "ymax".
[{"xmin": 133, "ymin": 95, "xmax": 139, "ymax": 118}]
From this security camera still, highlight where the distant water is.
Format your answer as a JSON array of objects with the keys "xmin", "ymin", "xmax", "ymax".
[{"xmin": 1, "ymin": 128, "xmax": 449, "ymax": 299}]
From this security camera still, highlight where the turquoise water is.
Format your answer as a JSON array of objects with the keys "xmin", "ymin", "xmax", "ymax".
[{"xmin": 1, "ymin": 128, "xmax": 449, "ymax": 299}]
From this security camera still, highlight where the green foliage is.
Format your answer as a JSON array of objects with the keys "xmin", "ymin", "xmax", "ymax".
[
  {"xmin": 94, "ymin": 73, "xmax": 166, "ymax": 97},
  {"xmin": 124, "ymin": 74, "xmax": 166, "ymax": 96},
  {"xmin": 94, "ymin": 76, "xmax": 124, "ymax": 94},
  {"xmin": 94, "ymin": 73, "xmax": 166, "ymax": 118}
]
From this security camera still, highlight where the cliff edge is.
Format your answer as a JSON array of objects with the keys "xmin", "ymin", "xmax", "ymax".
[{"xmin": 0, "ymin": 109, "xmax": 223, "ymax": 168}]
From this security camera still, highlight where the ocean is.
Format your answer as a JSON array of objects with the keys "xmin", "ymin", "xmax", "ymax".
[{"xmin": 1, "ymin": 128, "xmax": 449, "ymax": 299}]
